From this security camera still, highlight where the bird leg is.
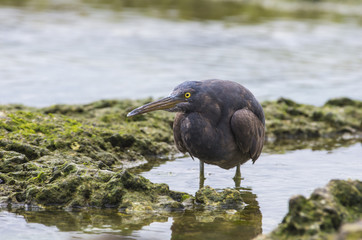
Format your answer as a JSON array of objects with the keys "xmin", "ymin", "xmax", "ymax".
[
  {"xmin": 233, "ymin": 164, "xmax": 242, "ymax": 188},
  {"xmin": 199, "ymin": 160, "xmax": 206, "ymax": 189}
]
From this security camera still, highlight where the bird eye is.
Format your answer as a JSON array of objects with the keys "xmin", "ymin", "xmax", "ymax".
[{"xmin": 184, "ymin": 92, "xmax": 191, "ymax": 98}]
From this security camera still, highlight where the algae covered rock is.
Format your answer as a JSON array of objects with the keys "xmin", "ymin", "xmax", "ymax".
[
  {"xmin": 263, "ymin": 97, "xmax": 362, "ymax": 141},
  {"xmin": 3, "ymin": 152, "xmax": 190, "ymax": 210},
  {"xmin": 0, "ymin": 99, "xmax": 252, "ymax": 211},
  {"xmin": 1, "ymin": 98, "xmax": 361, "ymax": 210},
  {"xmin": 4, "ymin": 188, "xmax": 262, "ymax": 240},
  {"xmin": 256, "ymin": 179, "xmax": 362, "ymax": 240},
  {"xmin": 0, "ymin": 100, "xmax": 182, "ymax": 209},
  {"xmin": 195, "ymin": 186, "xmax": 245, "ymax": 210},
  {"xmin": 0, "ymin": 148, "xmax": 190, "ymax": 210}
]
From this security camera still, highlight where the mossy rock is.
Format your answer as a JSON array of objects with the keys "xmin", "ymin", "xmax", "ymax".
[
  {"xmin": 263, "ymin": 97, "xmax": 362, "ymax": 140},
  {"xmin": 257, "ymin": 179, "xmax": 362, "ymax": 240},
  {"xmin": 195, "ymin": 186, "xmax": 245, "ymax": 210},
  {"xmin": 1, "ymin": 98, "xmax": 361, "ymax": 210}
]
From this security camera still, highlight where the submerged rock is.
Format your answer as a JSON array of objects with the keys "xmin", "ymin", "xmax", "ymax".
[
  {"xmin": 255, "ymin": 179, "xmax": 362, "ymax": 240},
  {"xmin": 195, "ymin": 186, "xmax": 245, "ymax": 210}
]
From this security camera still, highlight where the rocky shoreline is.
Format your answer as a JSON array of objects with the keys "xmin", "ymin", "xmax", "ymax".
[{"xmin": 0, "ymin": 97, "xmax": 361, "ymax": 238}]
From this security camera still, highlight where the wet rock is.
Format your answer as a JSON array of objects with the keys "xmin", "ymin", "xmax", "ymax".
[
  {"xmin": 1, "ymin": 98, "xmax": 361, "ymax": 211},
  {"xmin": 105, "ymin": 133, "xmax": 135, "ymax": 149},
  {"xmin": 263, "ymin": 97, "xmax": 362, "ymax": 141},
  {"xmin": 43, "ymin": 104, "xmax": 85, "ymax": 115},
  {"xmin": 255, "ymin": 179, "xmax": 362, "ymax": 240},
  {"xmin": 0, "ymin": 151, "xmax": 28, "ymax": 173},
  {"xmin": 325, "ymin": 98, "xmax": 362, "ymax": 107},
  {"xmin": 195, "ymin": 186, "xmax": 245, "ymax": 210},
  {"xmin": 172, "ymin": 189, "xmax": 262, "ymax": 239},
  {"xmin": 95, "ymin": 151, "xmax": 119, "ymax": 168},
  {"xmin": 277, "ymin": 98, "xmax": 299, "ymax": 107},
  {"xmin": 18, "ymin": 168, "xmax": 192, "ymax": 210},
  {"xmin": 0, "ymin": 140, "xmax": 49, "ymax": 160}
]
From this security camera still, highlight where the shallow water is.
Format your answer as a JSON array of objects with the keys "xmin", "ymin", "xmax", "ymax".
[
  {"xmin": 1, "ymin": 142, "xmax": 361, "ymax": 239},
  {"xmin": 1, "ymin": 2, "xmax": 362, "ymax": 106},
  {"xmin": 1, "ymin": 1, "xmax": 362, "ymax": 239},
  {"xmin": 141, "ymin": 142, "xmax": 362, "ymax": 233}
]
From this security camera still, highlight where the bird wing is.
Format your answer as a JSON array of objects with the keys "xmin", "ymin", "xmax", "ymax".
[
  {"xmin": 173, "ymin": 113, "xmax": 188, "ymax": 154},
  {"xmin": 230, "ymin": 108, "xmax": 265, "ymax": 162}
]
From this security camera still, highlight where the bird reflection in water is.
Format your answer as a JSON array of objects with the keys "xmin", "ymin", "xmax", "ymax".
[
  {"xmin": 171, "ymin": 189, "xmax": 262, "ymax": 240},
  {"xmin": 128, "ymin": 79, "xmax": 265, "ymax": 188}
]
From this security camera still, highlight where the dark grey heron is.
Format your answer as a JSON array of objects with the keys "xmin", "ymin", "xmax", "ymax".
[{"xmin": 127, "ymin": 79, "xmax": 265, "ymax": 187}]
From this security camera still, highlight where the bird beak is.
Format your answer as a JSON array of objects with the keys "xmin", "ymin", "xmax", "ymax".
[{"xmin": 127, "ymin": 96, "xmax": 183, "ymax": 117}]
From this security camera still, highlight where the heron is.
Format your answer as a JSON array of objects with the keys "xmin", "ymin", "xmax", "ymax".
[{"xmin": 127, "ymin": 79, "xmax": 265, "ymax": 187}]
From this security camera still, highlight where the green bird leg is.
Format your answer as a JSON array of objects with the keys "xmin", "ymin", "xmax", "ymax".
[
  {"xmin": 199, "ymin": 160, "xmax": 206, "ymax": 189},
  {"xmin": 233, "ymin": 163, "xmax": 242, "ymax": 188}
]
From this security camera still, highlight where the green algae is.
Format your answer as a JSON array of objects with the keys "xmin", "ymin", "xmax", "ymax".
[
  {"xmin": 1, "ymin": 186, "xmax": 262, "ymax": 239},
  {"xmin": 0, "ymin": 99, "xmax": 254, "ymax": 212},
  {"xmin": 1, "ymin": 189, "xmax": 262, "ymax": 239},
  {"xmin": 263, "ymin": 98, "xmax": 362, "ymax": 141},
  {"xmin": 0, "ymin": 97, "xmax": 361, "ymax": 210},
  {"xmin": 0, "ymin": 100, "xmax": 181, "ymax": 209},
  {"xmin": 195, "ymin": 186, "xmax": 245, "ymax": 210},
  {"xmin": 2, "ymin": 0, "xmax": 362, "ymax": 24},
  {"xmin": 1, "ymin": 97, "xmax": 360, "ymax": 239},
  {"xmin": 256, "ymin": 179, "xmax": 362, "ymax": 240}
]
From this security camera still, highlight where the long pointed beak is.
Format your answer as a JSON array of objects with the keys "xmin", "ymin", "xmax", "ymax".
[{"xmin": 127, "ymin": 96, "xmax": 182, "ymax": 117}]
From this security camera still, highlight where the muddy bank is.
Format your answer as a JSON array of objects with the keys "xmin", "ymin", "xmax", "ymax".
[
  {"xmin": 255, "ymin": 179, "xmax": 362, "ymax": 240},
  {"xmin": 0, "ymin": 97, "xmax": 361, "ymax": 209}
]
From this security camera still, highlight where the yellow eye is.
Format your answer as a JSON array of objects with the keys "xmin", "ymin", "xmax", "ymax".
[{"xmin": 184, "ymin": 92, "xmax": 191, "ymax": 98}]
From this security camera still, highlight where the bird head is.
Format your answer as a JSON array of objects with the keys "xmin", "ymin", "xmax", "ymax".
[{"xmin": 127, "ymin": 81, "xmax": 202, "ymax": 117}]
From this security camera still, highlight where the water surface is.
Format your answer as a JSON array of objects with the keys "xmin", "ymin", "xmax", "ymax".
[
  {"xmin": 1, "ymin": 142, "xmax": 361, "ymax": 239},
  {"xmin": 1, "ymin": 1, "xmax": 362, "ymax": 239},
  {"xmin": 141, "ymin": 142, "xmax": 362, "ymax": 233},
  {"xmin": 1, "ymin": 2, "xmax": 362, "ymax": 106}
]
